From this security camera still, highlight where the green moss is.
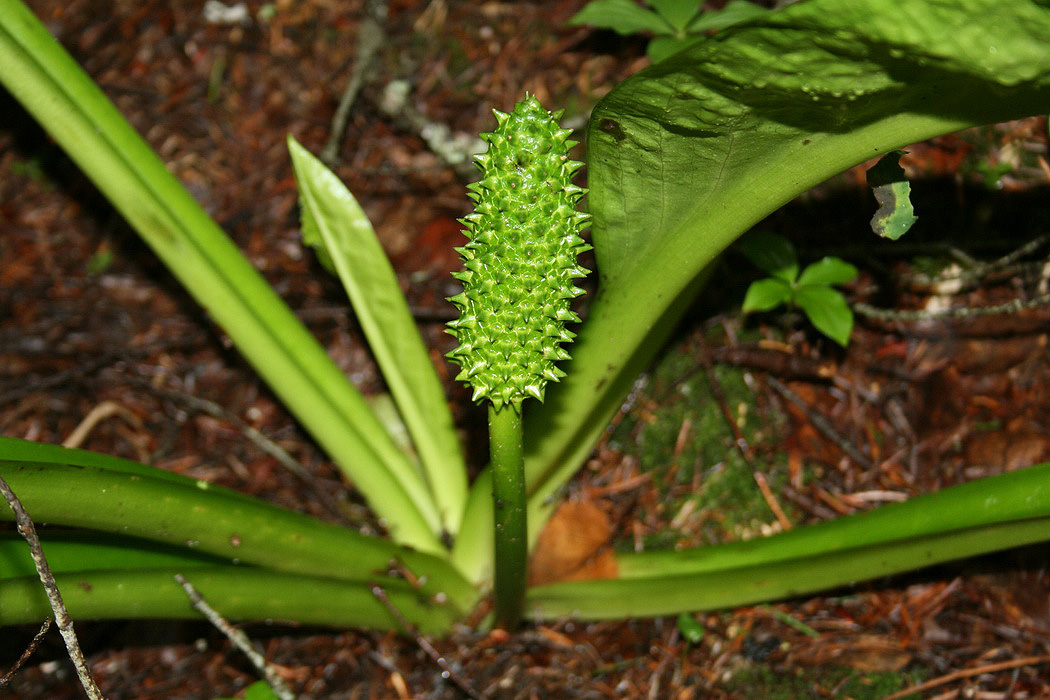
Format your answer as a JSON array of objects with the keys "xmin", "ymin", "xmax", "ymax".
[
  {"xmin": 725, "ymin": 663, "xmax": 926, "ymax": 699},
  {"xmin": 610, "ymin": 331, "xmax": 794, "ymax": 545}
]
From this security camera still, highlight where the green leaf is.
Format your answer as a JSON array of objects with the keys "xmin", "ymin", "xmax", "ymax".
[
  {"xmin": 741, "ymin": 277, "xmax": 792, "ymax": 313},
  {"xmin": 797, "ymin": 257, "xmax": 858, "ymax": 287},
  {"xmin": 298, "ymin": 189, "xmax": 335, "ymax": 273},
  {"xmin": 0, "ymin": 532, "xmax": 226, "ymax": 580},
  {"xmin": 215, "ymin": 680, "xmax": 280, "ymax": 700},
  {"xmin": 0, "ymin": 0, "xmax": 443, "ymax": 555},
  {"xmin": 566, "ymin": 0, "xmax": 672, "ymax": 35},
  {"xmin": 867, "ymin": 150, "xmax": 918, "ymax": 240},
  {"xmin": 649, "ymin": 0, "xmax": 701, "ymax": 32},
  {"xmin": 794, "ymin": 285, "xmax": 853, "ymax": 346},
  {"xmin": 288, "ymin": 137, "xmax": 467, "ymax": 534},
  {"xmin": 1, "ymin": 567, "xmax": 461, "ymax": 634},
  {"xmin": 686, "ymin": 0, "xmax": 769, "ymax": 33},
  {"xmin": 529, "ymin": 462, "xmax": 1050, "ymax": 619},
  {"xmin": 737, "ymin": 231, "xmax": 798, "ymax": 282},
  {"xmin": 676, "ymin": 612, "xmax": 705, "ymax": 643},
  {"xmin": 0, "ymin": 448, "xmax": 478, "ymax": 614},
  {"xmin": 647, "ymin": 36, "xmax": 703, "ymax": 63},
  {"xmin": 511, "ymin": 0, "xmax": 1050, "ymax": 554},
  {"xmin": 243, "ymin": 682, "xmax": 282, "ymax": 700}
]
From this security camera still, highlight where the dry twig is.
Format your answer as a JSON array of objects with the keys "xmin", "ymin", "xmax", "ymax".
[
  {"xmin": 370, "ymin": 583, "xmax": 482, "ymax": 699},
  {"xmin": 174, "ymin": 573, "xmax": 296, "ymax": 700},
  {"xmin": 767, "ymin": 376, "xmax": 874, "ymax": 469},
  {"xmin": 0, "ymin": 473, "xmax": 105, "ymax": 699},
  {"xmin": 321, "ymin": 0, "xmax": 388, "ymax": 166},
  {"xmin": 883, "ymin": 653, "xmax": 1050, "ymax": 700},
  {"xmin": 0, "ymin": 618, "xmax": 52, "ymax": 688}
]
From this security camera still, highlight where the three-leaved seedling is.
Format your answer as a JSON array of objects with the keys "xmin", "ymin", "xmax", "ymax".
[{"xmin": 445, "ymin": 95, "xmax": 591, "ymax": 627}]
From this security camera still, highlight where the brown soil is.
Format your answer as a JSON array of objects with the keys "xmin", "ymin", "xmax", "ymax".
[{"xmin": 3, "ymin": 1, "xmax": 1050, "ymax": 697}]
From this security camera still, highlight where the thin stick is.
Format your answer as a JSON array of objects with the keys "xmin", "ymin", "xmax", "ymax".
[
  {"xmin": 854, "ymin": 292, "xmax": 1050, "ymax": 322},
  {"xmin": 753, "ymin": 471, "xmax": 793, "ymax": 531},
  {"xmin": 173, "ymin": 574, "xmax": 296, "ymax": 700},
  {"xmin": 0, "ymin": 474, "xmax": 105, "ymax": 700},
  {"xmin": 766, "ymin": 376, "xmax": 874, "ymax": 469},
  {"xmin": 320, "ymin": 0, "xmax": 388, "ymax": 166},
  {"xmin": 882, "ymin": 653, "xmax": 1050, "ymax": 700},
  {"xmin": 370, "ymin": 584, "xmax": 481, "ymax": 699},
  {"xmin": 695, "ymin": 336, "xmax": 792, "ymax": 530},
  {"xmin": 488, "ymin": 403, "xmax": 526, "ymax": 629},
  {"xmin": 0, "ymin": 618, "xmax": 52, "ymax": 688}
]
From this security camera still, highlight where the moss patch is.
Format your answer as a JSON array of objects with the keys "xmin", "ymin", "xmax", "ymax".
[{"xmin": 610, "ymin": 331, "xmax": 795, "ymax": 547}]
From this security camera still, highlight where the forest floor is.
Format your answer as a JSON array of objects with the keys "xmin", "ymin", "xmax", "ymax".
[{"xmin": 3, "ymin": 1, "xmax": 1050, "ymax": 697}]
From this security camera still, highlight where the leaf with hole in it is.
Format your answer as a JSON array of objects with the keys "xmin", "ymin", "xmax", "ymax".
[
  {"xmin": 795, "ymin": 285, "xmax": 853, "ymax": 346},
  {"xmin": 867, "ymin": 150, "xmax": 917, "ymax": 240},
  {"xmin": 797, "ymin": 257, "xmax": 858, "ymax": 287},
  {"xmin": 742, "ymin": 277, "xmax": 792, "ymax": 313}
]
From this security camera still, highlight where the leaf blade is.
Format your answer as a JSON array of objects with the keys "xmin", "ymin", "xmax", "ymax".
[
  {"xmin": 797, "ymin": 257, "xmax": 858, "ymax": 287},
  {"xmin": 288, "ymin": 137, "xmax": 467, "ymax": 534},
  {"xmin": 566, "ymin": 0, "xmax": 672, "ymax": 35},
  {"xmin": 741, "ymin": 277, "xmax": 792, "ymax": 313},
  {"xmin": 795, "ymin": 285, "xmax": 854, "ymax": 346}
]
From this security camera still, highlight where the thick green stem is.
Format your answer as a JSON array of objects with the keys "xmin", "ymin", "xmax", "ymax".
[{"xmin": 489, "ymin": 403, "xmax": 526, "ymax": 628}]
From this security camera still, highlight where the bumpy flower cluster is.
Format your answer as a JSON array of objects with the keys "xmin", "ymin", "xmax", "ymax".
[{"xmin": 446, "ymin": 95, "xmax": 591, "ymax": 411}]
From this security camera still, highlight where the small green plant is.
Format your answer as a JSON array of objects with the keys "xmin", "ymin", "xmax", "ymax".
[
  {"xmin": 3, "ymin": 0, "xmax": 1050, "ymax": 664},
  {"xmin": 739, "ymin": 231, "xmax": 859, "ymax": 347},
  {"xmin": 567, "ymin": 0, "xmax": 769, "ymax": 62}
]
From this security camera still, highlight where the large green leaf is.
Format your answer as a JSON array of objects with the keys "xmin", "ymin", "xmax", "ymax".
[
  {"xmin": 288, "ymin": 137, "xmax": 467, "ymax": 535},
  {"xmin": 512, "ymin": 0, "xmax": 1050, "ymax": 549}
]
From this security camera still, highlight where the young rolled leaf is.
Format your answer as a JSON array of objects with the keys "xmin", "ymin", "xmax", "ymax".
[{"xmin": 445, "ymin": 95, "xmax": 592, "ymax": 411}]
